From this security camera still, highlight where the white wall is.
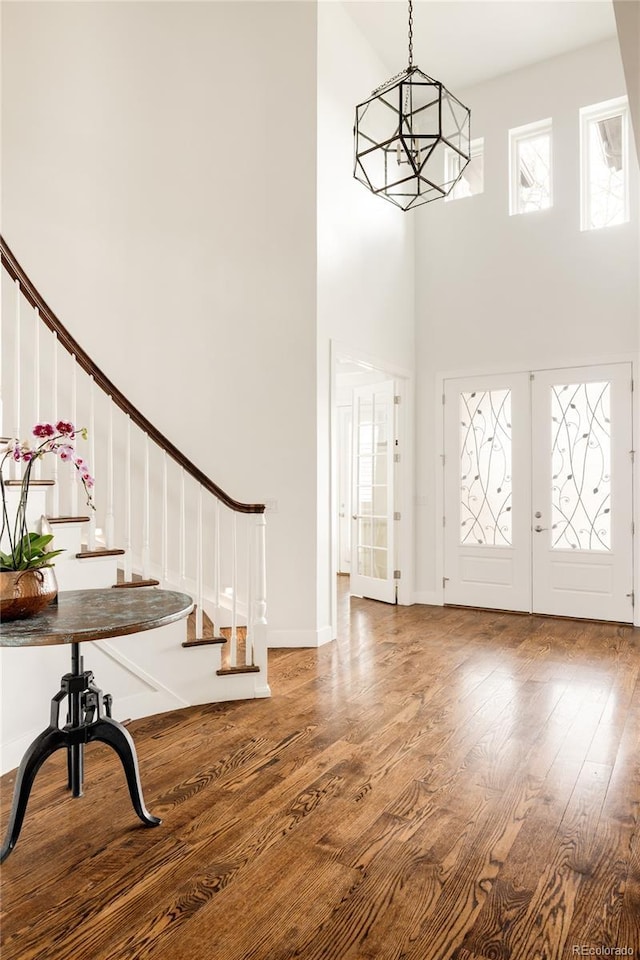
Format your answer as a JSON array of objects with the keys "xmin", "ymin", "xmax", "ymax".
[
  {"xmin": 414, "ymin": 38, "xmax": 640, "ymax": 601},
  {"xmin": 317, "ymin": 1, "xmax": 415, "ymax": 633},
  {"xmin": 1, "ymin": 1, "xmax": 319, "ymax": 642}
]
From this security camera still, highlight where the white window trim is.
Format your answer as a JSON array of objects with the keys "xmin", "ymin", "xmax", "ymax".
[
  {"xmin": 579, "ymin": 96, "xmax": 629, "ymax": 232},
  {"xmin": 445, "ymin": 137, "xmax": 484, "ymax": 202},
  {"xmin": 509, "ymin": 118, "xmax": 553, "ymax": 216}
]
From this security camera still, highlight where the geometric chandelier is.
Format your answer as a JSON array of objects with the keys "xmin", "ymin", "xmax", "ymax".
[{"xmin": 354, "ymin": 0, "xmax": 471, "ymax": 211}]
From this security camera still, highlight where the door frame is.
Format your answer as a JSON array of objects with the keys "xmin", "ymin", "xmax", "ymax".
[
  {"xmin": 330, "ymin": 341, "xmax": 414, "ymax": 629},
  {"xmin": 435, "ymin": 353, "xmax": 639, "ymax": 625}
]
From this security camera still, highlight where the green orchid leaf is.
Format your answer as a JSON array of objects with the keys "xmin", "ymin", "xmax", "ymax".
[{"xmin": 23, "ymin": 534, "xmax": 55, "ymax": 553}]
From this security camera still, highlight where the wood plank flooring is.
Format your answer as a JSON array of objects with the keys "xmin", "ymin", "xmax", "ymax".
[{"xmin": 1, "ymin": 585, "xmax": 639, "ymax": 959}]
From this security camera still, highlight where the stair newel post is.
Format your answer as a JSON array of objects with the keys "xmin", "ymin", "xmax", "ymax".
[
  {"xmin": 33, "ymin": 308, "xmax": 41, "ymax": 479},
  {"xmin": 12, "ymin": 279, "xmax": 21, "ymax": 480},
  {"xmin": 161, "ymin": 451, "xmax": 168, "ymax": 586},
  {"xmin": 124, "ymin": 415, "xmax": 133, "ymax": 582},
  {"xmin": 105, "ymin": 400, "xmax": 115, "ymax": 549},
  {"xmin": 141, "ymin": 432, "xmax": 150, "ymax": 579},
  {"xmin": 70, "ymin": 358, "xmax": 78, "ymax": 516},
  {"xmin": 179, "ymin": 468, "xmax": 186, "ymax": 591},
  {"xmin": 230, "ymin": 510, "xmax": 238, "ymax": 668},
  {"xmin": 196, "ymin": 485, "xmax": 203, "ymax": 639},
  {"xmin": 51, "ymin": 333, "xmax": 60, "ymax": 517},
  {"xmin": 87, "ymin": 376, "xmax": 96, "ymax": 550},
  {"xmin": 253, "ymin": 512, "xmax": 268, "ymax": 679}
]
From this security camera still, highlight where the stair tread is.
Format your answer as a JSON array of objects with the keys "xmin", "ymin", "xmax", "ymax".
[
  {"xmin": 47, "ymin": 516, "xmax": 91, "ymax": 524},
  {"xmin": 5, "ymin": 479, "xmax": 55, "ymax": 486},
  {"xmin": 182, "ymin": 637, "xmax": 227, "ymax": 648},
  {"xmin": 216, "ymin": 665, "xmax": 260, "ymax": 676},
  {"xmin": 76, "ymin": 548, "xmax": 126, "ymax": 559},
  {"xmin": 112, "ymin": 579, "xmax": 160, "ymax": 588}
]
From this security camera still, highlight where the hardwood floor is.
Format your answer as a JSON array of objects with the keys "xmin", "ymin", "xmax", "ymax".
[{"xmin": 1, "ymin": 585, "xmax": 639, "ymax": 959}]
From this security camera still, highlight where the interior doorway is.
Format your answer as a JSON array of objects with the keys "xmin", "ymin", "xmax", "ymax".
[
  {"xmin": 331, "ymin": 346, "xmax": 413, "ymax": 619},
  {"xmin": 442, "ymin": 362, "xmax": 634, "ymax": 622}
]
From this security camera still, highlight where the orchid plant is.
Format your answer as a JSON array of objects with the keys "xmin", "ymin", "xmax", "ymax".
[{"xmin": 0, "ymin": 421, "xmax": 95, "ymax": 572}]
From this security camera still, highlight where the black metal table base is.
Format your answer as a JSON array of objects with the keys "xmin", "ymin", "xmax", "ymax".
[{"xmin": 0, "ymin": 643, "xmax": 161, "ymax": 863}]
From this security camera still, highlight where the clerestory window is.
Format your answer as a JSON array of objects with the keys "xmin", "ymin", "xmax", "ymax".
[{"xmin": 580, "ymin": 97, "xmax": 629, "ymax": 231}]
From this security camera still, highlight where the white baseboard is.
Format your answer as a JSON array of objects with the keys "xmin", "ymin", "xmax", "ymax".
[
  {"xmin": 268, "ymin": 625, "xmax": 334, "ymax": 648},
  {"xmin": 412, "ymin": 591, "xmax": 441, "ymax": 606}
]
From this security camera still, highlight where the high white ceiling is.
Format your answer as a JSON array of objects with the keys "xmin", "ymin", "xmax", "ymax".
[{"xmin": 343, "ymin": 0, "xmax": 617, "ymax": 89}]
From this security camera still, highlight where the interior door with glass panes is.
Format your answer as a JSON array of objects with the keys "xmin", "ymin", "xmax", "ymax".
[
  {"xmin": 531, "ymin": 364, "xmax": 633, "ymax": 622},
  {"xmin": 443, "ymin": 373, "xmax": 531, "ymax": 612},
  {"xmin": 350, "ymin": 380, "xmax": 396, "ymax": 603}
]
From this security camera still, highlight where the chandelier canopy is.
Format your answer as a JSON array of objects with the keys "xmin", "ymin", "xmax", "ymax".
[{"xmin": 354, "ymin": 1, "xmax": 471, "ymax": 211}]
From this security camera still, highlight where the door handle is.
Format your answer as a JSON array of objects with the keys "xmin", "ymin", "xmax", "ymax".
[
  {"xmin": 352, "ymin": 514, "xmax": 358, "ymax": 520},
  {"xmin": 534, "ymin": 525, "xmax": 547, "ymax": 532}
]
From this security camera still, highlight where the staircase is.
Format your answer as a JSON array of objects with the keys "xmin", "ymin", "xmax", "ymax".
[{"xmin": 0, "ymin": 237, "xmax": 270, "ymax": 775}]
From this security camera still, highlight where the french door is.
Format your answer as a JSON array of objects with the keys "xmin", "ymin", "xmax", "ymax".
[
  {"xmin": 443, "ymin": 363, "xmax": 634, "ymax": 622},
  {"xmin": 350, "ymin": 380, "xmax": 397, "ymax": 603}
]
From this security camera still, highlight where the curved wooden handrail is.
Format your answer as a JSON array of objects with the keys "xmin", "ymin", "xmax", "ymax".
[{"xmin": 1, "ymin": 236, "xmax": 265, "ymax": 514}]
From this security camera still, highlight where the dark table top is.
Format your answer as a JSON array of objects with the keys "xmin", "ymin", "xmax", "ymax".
[{"xmin": 0, "ymin": 588, "xmax": 194, "ymax": 647}]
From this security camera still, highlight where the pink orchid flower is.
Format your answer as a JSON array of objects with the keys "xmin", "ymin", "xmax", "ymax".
[
  {"xmin": 55, "ymin": 421, "xmax": 75, "ymax": 436},
  {"xmin": 33, "ymin": 423, "xmax": 56, "ymax": 438}
]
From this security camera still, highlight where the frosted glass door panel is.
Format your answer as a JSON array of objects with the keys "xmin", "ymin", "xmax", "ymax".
[
  {"xmin": 550, "ymin": 381, "xmax": 611, "ymax": 551},
  {"xmin": 444, "ymin": 373, "xmax": 531, "ymax": 613},
  {"xmin": 460, "ymin": 389, "xmax": 513, "ymax": 546}
]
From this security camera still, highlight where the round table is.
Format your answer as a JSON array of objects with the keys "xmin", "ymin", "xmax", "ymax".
[{"xmin": 0, "ymin": 587, "xmax": 194, "ymax": 863}]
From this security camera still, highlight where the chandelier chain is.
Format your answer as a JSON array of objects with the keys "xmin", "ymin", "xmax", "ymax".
[{"xmin": 408, "ymin": 0, "xmax": 413, "ymax": 69}]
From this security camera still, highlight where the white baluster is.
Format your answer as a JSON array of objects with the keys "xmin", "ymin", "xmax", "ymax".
[
  {"xmin": 196, "ymin": 486, "xmax": 203, "ymax": 638},
  {"xmin": 214, "ymin": 497, "xmax": 220, "ymax": 611},
  {"xmin": 51, "ymin": 334, "xmax": 59, "ymax": 517},
  {"xmin": 70, "ymin": 358, "xmax": 78, "ymax": 515},
  {"xmin": 230, "ymin": 511, "xmax": 238, "ymax": 668},
  {"xmin": 162, "ymin": 451, "xmax": 168, "ymax": 586},
  {"xmin": 13, "ymin": 280, "xmax": 21, "ymax": 478},
  {"xmin": 180, "ymin": 468, "xmax": 186, "ymax": 588},
  {"xmin": 245, "ymin": 514, "xmax": 254, "ymax": 667},
  {"xmin": 105, "ymin": 401, "xmax": 115, "ymax": 548},
  {"xmin": 142, "ymin": 433, "xmax": 150, "ymax": 578},
  {"xmin": 124, "ymin": 416, "xmax": 132, "ymax": 581},
  {"xmin": 87, "ymin": 376, "xmax": 96, "ymax": 549},
  {"xmin": 33, "ymin": 309, "xmax": 40, "ymax": 479}
]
